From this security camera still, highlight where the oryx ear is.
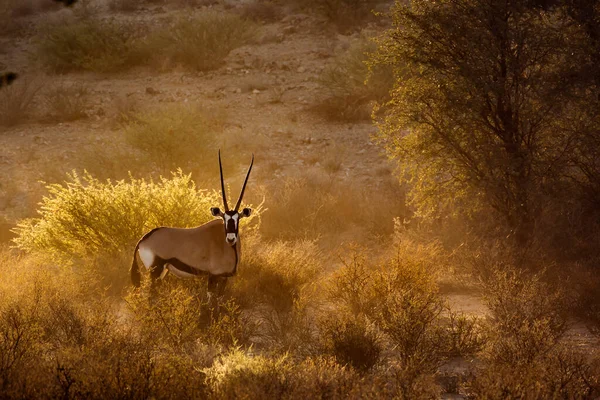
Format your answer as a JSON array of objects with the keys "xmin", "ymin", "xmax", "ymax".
[
  {"xmin": 240, "ymin": 208, "xmax": 252, "ymax": 218},
  {"xmin": 210, "ymin": 207, "xmax": 223, "ymax": 217}
]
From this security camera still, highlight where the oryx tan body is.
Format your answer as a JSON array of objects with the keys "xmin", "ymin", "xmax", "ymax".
[
  {"xmin": 130, "ymin": 150, "xmax": 254, "ymax": 295},
  {"xmin": 137, "ymin": 220, "xmax": 240, "ymax": 278}
]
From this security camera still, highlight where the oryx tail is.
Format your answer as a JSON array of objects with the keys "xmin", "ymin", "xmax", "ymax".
[{"xmin": 130, "ymin": 227, "xmax": 160, "ymax": 287}]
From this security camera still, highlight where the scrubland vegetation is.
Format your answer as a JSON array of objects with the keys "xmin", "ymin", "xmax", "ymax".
[{"xmin": 2, "ymin": 0, "xmax": 600, "ymax": 398}]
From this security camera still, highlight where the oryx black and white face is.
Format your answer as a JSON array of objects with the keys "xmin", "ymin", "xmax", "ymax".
[
  {"xmin": 210, "ymin": 208, "xmax": 252, "ymax": 246},
  {"xmin": 214, "ymin": 150, "xmax": 254, "ymax": 246}
]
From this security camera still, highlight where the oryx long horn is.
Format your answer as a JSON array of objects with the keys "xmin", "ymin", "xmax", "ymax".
[
  {"xmin": 218, "ymin": 150, "xmax": 229, "ymax": 211},
  {"xmin": 234, "ymin": 154, "xmax": 254, "ymax": 211}
]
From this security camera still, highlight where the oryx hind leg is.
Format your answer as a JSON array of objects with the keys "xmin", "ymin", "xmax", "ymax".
[{"xmin": 149, "ymin": 257, "xmax": 167, "ymax": 294}]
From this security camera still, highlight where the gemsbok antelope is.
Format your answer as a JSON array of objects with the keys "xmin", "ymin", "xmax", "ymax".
[{"xmin": 130, "ymin": 151, "xmax": 254, "ymax": 297}]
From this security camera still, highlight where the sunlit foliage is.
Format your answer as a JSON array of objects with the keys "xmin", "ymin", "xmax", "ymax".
[
  {"xmin": 13, "ymin": 171, "xmax": 259, "ymax": 261},
  {"xmin": 373, "ymin": 0, "xmax": 592, "ymax": 243}
]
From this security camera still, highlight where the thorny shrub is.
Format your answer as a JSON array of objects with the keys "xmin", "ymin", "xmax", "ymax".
[
  {"xmin": 204, "ymin": 349, "xmax": 382, "ymax": 399},
  {"xmin": 324, "ymin": 242, "xmax": 483, "ymax": 396},
  {"xmin": 483, "ymin": 268, "xmax": 568, "ymax": 366},
  {"xmin": 126, "ymin": 278, "xmax": 253, "ymax": 350}
]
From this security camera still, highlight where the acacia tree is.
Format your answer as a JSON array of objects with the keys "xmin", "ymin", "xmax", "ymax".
[{"xmin": 374, "ymin": 0, "xmax": 583, "ymax": 242}]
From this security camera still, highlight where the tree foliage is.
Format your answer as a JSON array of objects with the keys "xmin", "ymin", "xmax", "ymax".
[{"xmin": 374, "ymin": 0, "xmax": 600, "ymax": 243}]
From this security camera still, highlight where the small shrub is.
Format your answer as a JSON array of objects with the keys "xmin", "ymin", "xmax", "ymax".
[
  {"xmin": 42, "ymin": 83, "xmax": 89, "ymax": 122},
  {"xmin": 469, "ymin": 347, "xmax": 600, "ymax": 399},
  {"xmin": 327, "ymin": 243, "xmax": 478, "ymax": 395},
  {"xmin": 142, "ymin": 12, "xmax": 257, "ymax": 71},
  {"xmin": 36, "ymin": 16, "xmax": 137, "ymax": 73},
  {"xmin": 320, "ymin": 314, "xmax": 382, "ymax": 372},
  {"xmin": 316, "ymin": 36, "xmax": 394, "ymax": 121},
  {"xmin": 442, "ymin": 310, "xmax": 485, "ymax": 358},
  {"xmin": 122, "ymin": 104, "xmax": 223, "ymax": 172},
  {"xmin": 232, "ymin": 238, "xmax": 322, "ymax": 314},
  {"xmin": 205, "ymin": 349, "xmax": 292, "ymax": 399},
  {"xmin": 369, "ymin": 254, "xmax": 446, "ymax": 373},
  {"xmin": 205, "ymin": 349, "xmax": 370, "ymax": 399},
  {"xmin": 483, "ymin": 268, "xmax": 568, "ymax": 366},
  {"xmin": 231, "ymin": 237, "xmax": 322, "ymax": 352},
  {"xmin": 0, "ymin": 78, "xmax": 41, "ymax": 127}
]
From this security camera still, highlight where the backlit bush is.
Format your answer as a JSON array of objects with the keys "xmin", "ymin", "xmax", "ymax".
[
  {"xmin": 13, "ymin": 170, "xmax": 260, "ymax": 263},
  {"xmin": 483, "ymin": 268, "xmax": 568, "ymax": 366},
  {"xmin": 205, "ymin": 349, "xmax": 373, "ymax": 399},
  {"xmin": 230, "ymin": 237, "xmax": 322, "ymax": 352},
  {"xmin": 469, "ymin": 347, "xmax": 600, "ymax": 398}
]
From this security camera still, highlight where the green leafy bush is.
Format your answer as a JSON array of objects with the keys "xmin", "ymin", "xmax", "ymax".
[
  {"xmin": 36, "ymin": 16, "xmax": 137, "ymax": 73},
  {"xmin": 142, "ymin": 12, "xmax": 257, "ymax": 71},
  {"xmin": 122, "ymin": 105, "xmax": 223, "ymax": 172},
  {"xmin": 13, "ymin": 170, "xmax": 260, "ymax": 261}
]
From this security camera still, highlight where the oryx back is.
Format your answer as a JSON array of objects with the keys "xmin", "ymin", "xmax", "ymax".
[{"xmin": 138, "ymin": 220, "xmax": 238, "ymax": 277}]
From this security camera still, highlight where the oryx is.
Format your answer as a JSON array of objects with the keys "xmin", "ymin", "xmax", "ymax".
[{"xmin": 130, "ymin": 151, "xmax": 254, "ymax": 296}]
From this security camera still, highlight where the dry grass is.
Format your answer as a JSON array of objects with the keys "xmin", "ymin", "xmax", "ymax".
[
  {"xmin": 315, "ymin": 36, "xmax": 394, "ymax": 121},
  {"xmin": 122, "ymin": 104, "xmax": 225, "ymax": 173},
  {"xmin": 239, "ymin": 1, "xmax": 283, "ymax": 23},
  {"xmin": 41, "ymin": 83, "xmax": 89, "ymax": 122},
  {"xmin": 259, "ymin": 167, "xmax": 406, "ymax": 241},
  {"xmin": 285, "ymin": 0, "xmax": 381, "ymax": 33},
  {"xmin": 141, "ymin": 11, "xmax": 257, "ymax": 72},
  {"xmin": 0, "ymin": 78, "xmax": 41, "ymax": 127},
  {"xmin": 35, "ymin": 15, "xmax": 137, "ymax": 73},
  {"xmin": 107, "ymin": 0, "xmax": 139, "ymax": 13}
]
